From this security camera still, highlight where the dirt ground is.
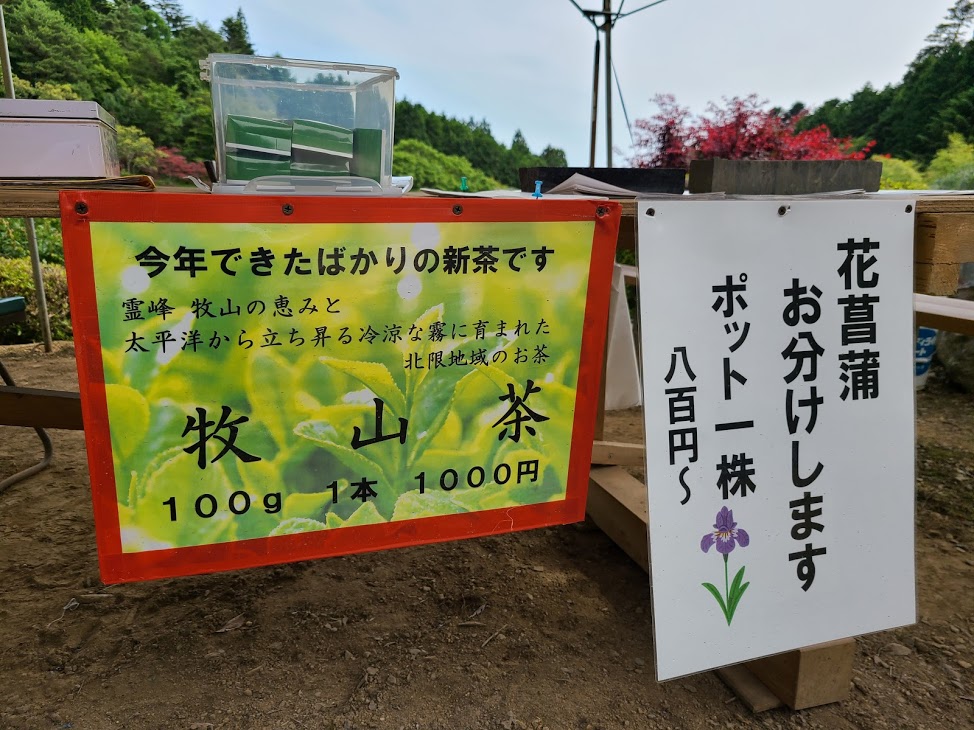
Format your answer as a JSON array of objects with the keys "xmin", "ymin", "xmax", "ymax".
[{"xmin": 1, "ymin": 342, "xmax": 972, "ymax": 730}]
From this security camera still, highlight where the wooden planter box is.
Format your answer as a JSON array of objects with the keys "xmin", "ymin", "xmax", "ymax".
[{"xmin": 689, "ymin": 159, "xmax": 882, "ymax": 195}]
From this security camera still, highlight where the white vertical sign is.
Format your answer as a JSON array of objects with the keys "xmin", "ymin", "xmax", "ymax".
[{"xmin": 638, "ymin": 199, "xmax": 916, "ymax": 681}]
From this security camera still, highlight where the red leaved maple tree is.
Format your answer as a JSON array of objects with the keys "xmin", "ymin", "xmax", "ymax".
[
  {"xmin": 631, "ymin": 94, "xmax": 874, "ymax": 168},
  {"xmin": 155, "ymin": 147, "xmax": 208, "ymax": 181}
]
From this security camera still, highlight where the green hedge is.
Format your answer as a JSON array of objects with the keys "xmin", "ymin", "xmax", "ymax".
[
  {"xmin": 0, "ymin": 257, "xmax": 72, "ymax": 344},
  {"xmin": 0, "ymin": 217, "xmax": 64, "ymax": 264}
]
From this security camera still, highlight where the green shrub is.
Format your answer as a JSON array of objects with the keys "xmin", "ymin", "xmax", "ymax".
[
  {"xmin": 0, "ymin": 257, "xmax": 72, "ymax": 344},
  {"xmin": 0, "ymin": 218, "xmax": 65, "ymax": 264},
  {"xmin": 925, "ymin": 134, "xmax": 974, "ymax": 187},
  {"xmin": 878, "ymin": 156, "xmax": 926, "ymax": 190},
  {"xmin": 931, "ymin": 164, "xmax": 974, "ymax": 190},
  {"xmin": 392, "ymin": 139, "xmax": 504, "ymax": 191}
]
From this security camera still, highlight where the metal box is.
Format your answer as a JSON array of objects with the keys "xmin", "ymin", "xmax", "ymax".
[{"xmin": 0, "ymin": 99, "xmax": 119, "ymax": 178}]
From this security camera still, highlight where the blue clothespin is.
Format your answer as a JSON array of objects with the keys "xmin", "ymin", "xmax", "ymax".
[
  {"xmin": 533, "ymin": 180, "xmax": 543, "ymax": 199},
  {"xmin": 460, "ymin": 176, "xmax": 468, "ymax": 192}
]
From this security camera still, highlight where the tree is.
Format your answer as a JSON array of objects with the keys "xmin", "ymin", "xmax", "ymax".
[
  {"xmin": 46, "ymin": 0, "xmax": 109, "ymax": 29},
  {"xmin": 392, "ymin": 100, "xmax": 566, "ymax": 186},
  {"xmin": 539, "ymin": 145, "xmax": 568, "ymax": 167},
  {"xmin": 806, "ymin": 1, "xmax": 974, "ymax": 161},
  {"xmin": 2, "ymin": 1, "xmax": 565, "ymax": 174},
  {"xmin": 926, "ymin": 133, "xmax": 974, "ymax": 187},
  {"xmin": 5, "ymin": 0, "xmax": 99, "ymax": 98},
  {"xmin": 631, "ymin": 94, "xmax": 871, "ymax": 168},
  {"xmin": 152, "ymin": 0, "xmax": 189, "ymax": 33},
  {"xmin": 508, "ymin": 129, "xmax": 534, "ymax": 171},
  {"xmin": 116, "ymin": 124, "xmax": 163, "ymax": 174},
  {"xmin": 631, "ymin": 94, "xmax": 693, "ymax": 167},
  {"xmin": 394, "ymin": 100, "xmax": 430, "ymax": 144},
  {"xmin": 923, "ymin": 0, "xmax": 974, "ymax": 56},
  {"xmin": 221, "ymin": 9, "xmax": 254, "ymax": 54},
  {"xmin": 392, "ymin": 139, "xmax": 503, "ymax": 192},
  {"xmin": 11, "ymin": 74, "xmax": 81, "ymax": 100},
  {"xmin": 117, "ymin": 81, "xmax": 188, "ymax": 148}
]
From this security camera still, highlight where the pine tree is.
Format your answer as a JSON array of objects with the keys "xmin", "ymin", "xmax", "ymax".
[
  {"xmin": 152, "ymin": 0, "xmax": 189, "ymax": 33},
  {"xmin": 221, "ymin": 9, "xmax": 254, "ymax": 55}
]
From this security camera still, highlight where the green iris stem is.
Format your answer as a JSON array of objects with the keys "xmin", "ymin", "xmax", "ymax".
[{"xmin": 724, "ymin": 553, "xmax": 730, "ymax": 626}]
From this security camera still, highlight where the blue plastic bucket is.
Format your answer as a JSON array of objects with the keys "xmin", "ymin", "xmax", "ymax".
[{"xmin": 915, "ymin": 327, "xmax": 937, "ymax": 389}]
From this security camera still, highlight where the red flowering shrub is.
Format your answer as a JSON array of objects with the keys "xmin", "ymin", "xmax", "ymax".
[
  {"xmin": 155, "ymin": 147, "xmax": 208, "ymax": 181},
  {"xmin": 632, "ymin": 94, "xmax": 874, "ymax": 168}
]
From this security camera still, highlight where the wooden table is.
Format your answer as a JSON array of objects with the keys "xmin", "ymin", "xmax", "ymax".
[{"xmin": 3, "ymin": 187, "xmax": 974, "ymax": 711}]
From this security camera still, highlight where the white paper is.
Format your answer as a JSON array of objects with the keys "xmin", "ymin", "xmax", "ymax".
[
  {"xmin": 638, "ymin": 199, "xmax": 917, "ymax": 681},
  {"xmin": 605, "ymin": 263, "xmax": 642, "ymax": 411}
]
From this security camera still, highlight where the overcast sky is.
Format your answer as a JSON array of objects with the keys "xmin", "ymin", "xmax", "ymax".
[{"xmin": 181, "ymin": 0, "xmax": 955, "ymax": 167}]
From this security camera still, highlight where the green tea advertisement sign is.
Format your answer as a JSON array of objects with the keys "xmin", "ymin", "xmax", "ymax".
[{"xmin": 61, "ymin": 193, "xmax": 618, "ymax": 583}]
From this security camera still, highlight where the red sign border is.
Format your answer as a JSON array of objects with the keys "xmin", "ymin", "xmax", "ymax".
[{"xmin": 59, "ymin": 191, "xmax": 620, "ymax": 583}]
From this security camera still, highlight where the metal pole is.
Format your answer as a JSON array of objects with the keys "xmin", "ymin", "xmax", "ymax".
[
  {"xmin": 0, "ymin": 6, "xmax": 13, "ymax": 98},
  {"xmin": 0, "ymin": 6, "xmax": 53, "ymax": 352},
  {"xmin": 24, "ymin": 220, "xmax": 53, "ymax": 352},
  {"xmin": 603, "ymin": 0, "xmax": 613, "ymax": 168},
  {"xmin": 589, "ymin": 35, "xmax": 600, "ymax": 168}
]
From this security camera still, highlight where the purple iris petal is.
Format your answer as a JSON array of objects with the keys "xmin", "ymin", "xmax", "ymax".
[
  {"xmin": 701, "ymin": 533, "xmax": 715, "ymax": 553},
  {"xmin": 702, "ymin": 507, "xmax": 750, "ymax": 555},
  {"xmin": 714, "ymin": 506, "xmax": 734, "ymax": 533},
  {"xmin": 715, "ymin": 532, "xmax": 736, "ymax": 554}
]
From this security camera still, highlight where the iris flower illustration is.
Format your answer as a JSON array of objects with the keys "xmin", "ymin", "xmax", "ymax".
[{"xmin": 700, "ymin": 507, "xmax": 750, "ymax": 625}]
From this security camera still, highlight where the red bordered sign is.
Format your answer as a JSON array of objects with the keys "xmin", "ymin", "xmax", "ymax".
[{"xmin": 61, "ymin": 192, "xmax": 618, "ymax": 583}]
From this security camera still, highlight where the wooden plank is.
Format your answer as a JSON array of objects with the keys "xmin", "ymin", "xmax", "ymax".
[
  {"xmin": 0, "ymin": 185, "xmax": 202, "ymax": 219},
  {"xmin": 915, "ymin": 293, "xmax": 974, "ymax": 335},
  {"xmin": 587, "ymin": 466, "xmax": 648, "ymax": 570},
  {"xmin": 616, "ymin": 209, "xmax": 636, "ymax": 255},
  {"xmin": 915, "ymin": 262, "xmax": 960, "ymax": 296},
  {"xmin": 715, "ymin": 665, "xmax": 784, "ymax": 712},
  {"xmin": 916, "ymin": 197, "xmax": 974, "ymax": 214},
  {"xmin": 591, "ymin": 440, "xmax": 644, "ymax": 467},
  {"xmin": 0, "ymin": 190, "xmax": 60, "ymax": 218},
  {"xmin": 0, "ymin": 387, "xmax": 83, "ymax": 429},
  {"xmin": 687, "ymin": 159, "xmax": 882, "ymax": 195},
  {"xmin": 595, "ymin": 347, "xmax": 607, "ymax": 442},
  {"xmin": 914, "ymin": 213, "xmax": 974, "ymax": 264},
  {"xmin": 618, "ymin": 263, "xmax": 639, "ymax": 283},
  {"xmin": 745, "ymin": 639, "xmax": 855, "ymax": 710}
]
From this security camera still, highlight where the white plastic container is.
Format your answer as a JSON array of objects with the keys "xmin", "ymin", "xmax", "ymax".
[
  {"xmin": 200, "ymin": 54, "xmax": 398, "ymax": 193},
  {"xmin": 0, "ymin": 99, "xmax": 119, "ymax": 178}
]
